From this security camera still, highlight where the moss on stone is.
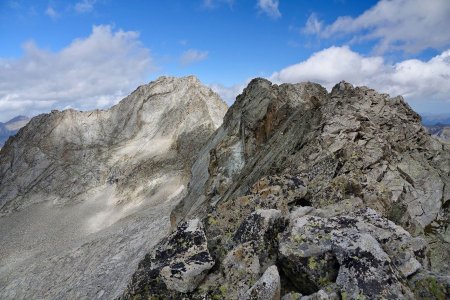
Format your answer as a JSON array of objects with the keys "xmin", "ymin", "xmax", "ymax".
[
  {"xmin": 413, "ymin": 276, "xmax": 446, "ymax": 300},
  {"xmin": 308, "ymin": 257, "xmax": 318, "ymax": 270}
]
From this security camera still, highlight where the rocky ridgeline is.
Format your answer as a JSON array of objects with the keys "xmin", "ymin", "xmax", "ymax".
[
  {"xmin": 0, "ymin": 76, "xmax": 227, "ymax": 299},
  {"xmin": 123, "ymin": 79, "xmax": 449, "ymax": 299}
]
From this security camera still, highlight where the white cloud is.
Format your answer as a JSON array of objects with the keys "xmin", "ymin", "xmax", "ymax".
[
  {"xmin": 203, "ymin": 0, "xmax": 234, "ymax": 9},
  {"xmin": 303, "ymin": 13, "xmax": 322, "ymax": 35},
  {"xmin": 270, "ymin": 46, "xmax": 450, "ymax": 110},
  {"xmin": 257, "ymin": 0, "xmax": 281, "ymax": 19},
  {"xmin": 45, "ymin": 6, "xmax": 59, "ymax": 19},
  {"xmin": 209, "ymin": 81, "xmax": 248, "ymax": 105},
  {"xmin": 180, "ymin": 49, "xmax": 209, "ymax": 66},
  {"xmin": 0, "ymin": 25, "xmax": 154, "ymax": 121},
  {"xmin": 74, "ymin": 0, "xmax": 96, "ymax": 13},
  {"xmin": 304, "ymin": 0, "xmax": 450, "ymax": 53}
]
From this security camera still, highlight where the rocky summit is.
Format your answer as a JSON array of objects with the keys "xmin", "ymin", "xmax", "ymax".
[
  {"xmin": 123, "ymin": 79, "xmax": 449, "ymax": 299},
  {"xmin": 0, "ymin": 77, "xmax": 449, "ymax": 300}
]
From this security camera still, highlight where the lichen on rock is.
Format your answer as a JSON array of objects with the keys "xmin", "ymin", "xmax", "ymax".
[{"xmin": 124, "ymin": 78, "xmax": 449, "ymax": 299}]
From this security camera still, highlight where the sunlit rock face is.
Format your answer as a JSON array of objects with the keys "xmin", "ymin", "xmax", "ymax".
[
  {"xmin": 125, "ymin": 79, "xmax": 449, "ymax": 299},
  {"xmin": 0, "ymin": 76, "xmax": 227, "ymax": 299}
]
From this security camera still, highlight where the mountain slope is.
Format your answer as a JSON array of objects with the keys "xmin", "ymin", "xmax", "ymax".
[
  {"xmin": 124, "ymin": 79, "xmax": 449, "ymax": 299},
  {"xmin": 0, "ymin": 76, "xmax": 227, "ymax": 299}
]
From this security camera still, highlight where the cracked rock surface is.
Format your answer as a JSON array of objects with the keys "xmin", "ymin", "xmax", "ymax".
[{"xmin": 125, "ymin": 78, "xmax": 449, "ymax": 299}]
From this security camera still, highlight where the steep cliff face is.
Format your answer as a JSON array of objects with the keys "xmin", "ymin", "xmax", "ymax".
[
  {"xmin": 125, "ymin": 79, "xmax": 449, "ymax": 299},
  {"xmin": 0, "ymin": 76, "xmax": 227, "ymax": 299}
]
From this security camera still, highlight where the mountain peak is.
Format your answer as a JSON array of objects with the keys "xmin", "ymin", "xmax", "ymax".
[
  {"xmin": 0, "ymin": 76, "xmax": 228, "ymax": 299},
  {"xmin": 4, "ymin": 115, "xmax": 29, "ymax": 124}
]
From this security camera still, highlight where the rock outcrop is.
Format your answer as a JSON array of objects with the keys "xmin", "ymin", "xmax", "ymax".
[
  {"xmin": 125, "ymin": 79, "xmax": 449, "ymax": 299},
  {"xmin": 123, "ymin": 219, "xmax": 215, "ymax": 298},
  {"xmin": 0, "ymin": 76, "xmax": 227, "ymax": 299}
]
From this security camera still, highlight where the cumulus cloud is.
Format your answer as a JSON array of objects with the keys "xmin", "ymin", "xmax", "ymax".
[
  {"xmin": 74, "ymin": 0, "xmax": 97, "ymax": 13},
  {"xmin": 0, "ymin": 25, "xmax": 153, "ymax": 121},
  {"xmin": 270, "ymin": 46, "xmax": 450, "ymax": 109},
  {"xmin": 45, "ymin": 6, "xmax": 59, "ymax": 19},
  {"xmin": 257, "ymin": 0, "xmax": 281, "ymax": 19},
  {"xmin": 180, "ymin": 49, "xmax": 209, "ymax": 66},
  {"xmin": 304, "ymin": 0, "xmax": 450, "ymax": 53}
]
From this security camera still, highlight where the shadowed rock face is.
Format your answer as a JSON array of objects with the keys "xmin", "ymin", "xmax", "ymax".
[
  {"xmin": 125, "ymin": 78, "xmax": 449, "ymax": 299},
  {"xmin": 0, "ymin": 76, "xmax": 227, "ymax": 299}
]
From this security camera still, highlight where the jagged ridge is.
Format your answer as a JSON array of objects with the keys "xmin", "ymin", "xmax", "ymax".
[{"xmin": 124, "ymin": 79, "xmax": 449, "ymax": 299}]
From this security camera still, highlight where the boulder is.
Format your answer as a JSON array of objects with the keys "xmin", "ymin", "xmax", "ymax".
[
  {"xmin": 122, "ymin": 219, "xmax": 214, "ymax": 298},
  {"xmin": 279, "ymin": 208, "xmax": 424, "ymax": 298}
]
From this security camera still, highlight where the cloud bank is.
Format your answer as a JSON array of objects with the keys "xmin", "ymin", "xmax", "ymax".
[
  {"xmin": 0, "ymin": 25, "xmax": 153, "ymax": 121},
  {"xmin": 304, "ymin": 0, "xmax": 450, "ymax": 54}
]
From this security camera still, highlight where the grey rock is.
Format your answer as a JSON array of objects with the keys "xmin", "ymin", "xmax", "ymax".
[
  {"xmin": 222, "ymin": 242, "xmax": 261, "ymax": 298},
  {"xmin": 244, "ymin": 265, "xmax": 281, "ymax": 300},
  {"xmin": 279, "ymin": 208, "xmax": 422, "ymax": 298},
  {"xmin": 122, "ymin": 218, "xmax": 214, "ymax": 297},
  {"xmin": 299, "ymin": 289, "xmax": 339, "ymax": 300}
]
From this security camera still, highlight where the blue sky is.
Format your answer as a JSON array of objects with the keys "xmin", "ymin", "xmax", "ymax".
[{"xmin": 1, "ymin": 0, "xmax": 450, "ymax": 121}]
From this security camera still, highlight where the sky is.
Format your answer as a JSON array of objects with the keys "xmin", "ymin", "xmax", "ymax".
[{"xmin": 1, "ymin": 0, "xmax": 450, "ymax": 122}]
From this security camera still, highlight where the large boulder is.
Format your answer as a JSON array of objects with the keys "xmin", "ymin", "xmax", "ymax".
[
  {"xmin": 279, "ymin": 208, "xmax": 426, "ymax": 299},
  {"xmin": 122, "ymin": 219, "xmax": 214, "ymax": 298}
]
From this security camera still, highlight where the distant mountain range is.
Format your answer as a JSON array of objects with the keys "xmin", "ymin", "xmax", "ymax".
[
  {"xmin": 420, "ymin": 114, "xmax": 450, "ymax": 143},
  {"xmin": 426, "ymin": 123, "xmax": 450, "ymax": 142},
  {"xmin": 421, "ymin": 113, "xmax": 450, "ymax": 126},
  {"xmin": 0, "ymin": 116, "xmax": 30, "ymax": 148}
]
